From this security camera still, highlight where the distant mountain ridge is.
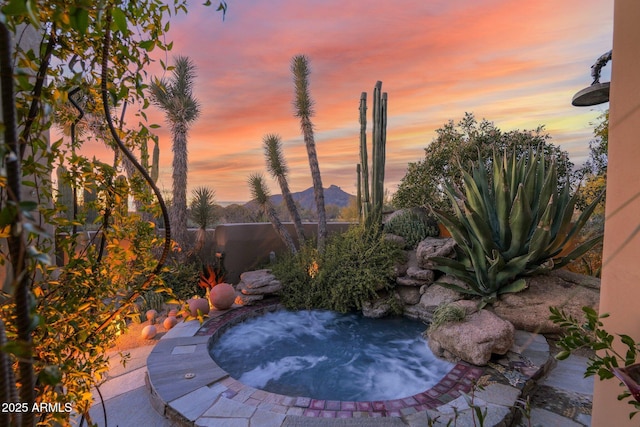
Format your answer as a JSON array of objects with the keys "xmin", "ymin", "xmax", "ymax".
[{"xmin": 245, "ymin": 185, "xmax": 355, "ymax": 210}]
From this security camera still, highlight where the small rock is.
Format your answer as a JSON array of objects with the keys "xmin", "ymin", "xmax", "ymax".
[
  {"xmin": 234, "ymin": 293, "xmax": 264, "ymax": 306},
  {"xmin": 362, "ymin": 298, "xmax": 392, "ymax": 318},
  {"xmin": 395, "ymin": 285, "xmax": 421, "ymax": 305},
  {"xmin": 141, "ymin": 324, "xmax": 157, "ymax": 340},
  {"xmin": 406, "ymin": 267, "xmax": 435, "ymax": 283},
  {"xmin": 416, "ymin": 237, "xmax": 456, "ymax": 269},
  {"xmin": 419, "ymin": 280, "xmax": 465, "ymax": 309},
  {"xmin": 163, "ymin": 316, "xmax": 177, "ymax": 330},
  {"xmin": 396, "ymin": 276, "xmax": 431, "ymax": 287},
  {"xmin": 237, "ymin": 281, "xmax": 282, "ymax": 295},
  {"xmin": 145, "ymin": 309, "xmax": 158, "ymax": 323}
]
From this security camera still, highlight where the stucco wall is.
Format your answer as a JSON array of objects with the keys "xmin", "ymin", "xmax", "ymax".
[
  {"xmin": 213, "ymin": 222, "xmax": 352, "ymax": 284},
  {"xmin": 592, "ymin": 1, "xmax": 640, "ymax": 424}
]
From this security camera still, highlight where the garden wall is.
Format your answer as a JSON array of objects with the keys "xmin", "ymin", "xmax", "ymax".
[{"xmin": 214, "ymin": 222, "xmax": 352, "ymax": 284}]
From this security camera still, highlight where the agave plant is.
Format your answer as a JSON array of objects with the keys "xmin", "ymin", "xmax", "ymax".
[{"xmin": 431, "ymin": 147, "xmax": 603, "ymax": 304}]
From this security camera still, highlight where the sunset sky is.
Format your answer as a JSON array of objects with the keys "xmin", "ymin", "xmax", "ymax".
[{"xmin": 132, "ymin": 0, "xmax": 613, "ymax": 203}]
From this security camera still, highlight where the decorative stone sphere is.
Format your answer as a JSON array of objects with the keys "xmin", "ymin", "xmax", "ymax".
[
  {"xmin": 163, "ymin": 316, "xmax": 178, "ymax": 330},
  {"xmin": 209, "ymin": 283, "xmax": 236, "ymax": 310},
  {"xmin": 141, "ymin": 324, "xmax": 157, "ymax": 340},
  {"xmin": 186, "ymin": 298, "xmax": 210, "ymax": 317},
  {"xmin": 145, "ymin": 309, "xmax": 158, "ymax": 323}
]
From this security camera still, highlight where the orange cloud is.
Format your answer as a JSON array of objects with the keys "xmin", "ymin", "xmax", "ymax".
[{"xmin": 75, "ymin": 0, "xmax": 613, "ymax": 202}]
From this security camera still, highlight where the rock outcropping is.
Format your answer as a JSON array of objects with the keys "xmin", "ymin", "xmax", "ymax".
[
  {"xmin": 427, "ymin": 300, "xmax": 515, "ymax": 365},
  {"xmin": 234, "ymin": 269, "xmax": 282, "ymax": 305}
]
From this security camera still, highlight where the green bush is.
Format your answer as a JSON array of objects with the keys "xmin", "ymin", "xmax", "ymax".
[
  {"xmin": 432, "ymin": 147, "xmax": 603, "ymax": 306},
  {"xmin": 385, "ymin": 209, "xmax": 439, "ymax": 249},
  {"xmin": 275, "ymin": 224, "xmax": 403, "ymax": 312},
  {"xmin": 161, "ymin": 258, "xmax": 203, "ymax": 301},
  {"xmin": 393, "ymin": 113, "xmax": 575, "ymax": 214}
]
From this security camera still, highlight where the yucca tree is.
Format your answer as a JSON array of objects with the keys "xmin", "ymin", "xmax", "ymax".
[
  {"xmin": 248, "ymin": 173, "xmax": 297, "ymax": 254},
  {"xmin": 263, "ymin": 133, "xmax": 305, "ymax": 246},
  {"xmin": 190, "ymin": 186, "xmax": 217, "ymax": 254},
  {"xmin": 291, "ymin": 55, "xmax": 327, "ymax": 251},
  {"xmin": 150, "ymin": 56, "xmax": 201, "ymax": 251}
]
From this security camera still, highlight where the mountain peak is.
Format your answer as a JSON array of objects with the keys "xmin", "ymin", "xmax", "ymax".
[{"xmin": 245, "ymin": 185, "xmax": 355, "ymax": 210}]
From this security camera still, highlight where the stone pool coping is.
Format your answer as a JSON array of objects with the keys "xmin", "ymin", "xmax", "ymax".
[{"xmin": 146, "ymin": 299, "xmax": 553, "ymax": 426}]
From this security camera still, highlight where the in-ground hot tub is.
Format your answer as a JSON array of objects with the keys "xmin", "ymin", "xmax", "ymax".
[{"xmin": 208, "ymin": 308, "xmax": 454, "ymax": 402}]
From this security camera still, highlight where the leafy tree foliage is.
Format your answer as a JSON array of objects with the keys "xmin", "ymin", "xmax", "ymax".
[
  {"xmin": 393, "ymin": 113, "xmax": 575, "ymax": 213},
  {"xmin": 0, "ymin": 1, "xmax": 226, "ymax": 425},
  {"xmin": 576, "ymin": 111, "xmax": 608, "ymax": 212},
  {"xmin": 568, "ymin": 111, "xmax": 608, "ymax": 277}
]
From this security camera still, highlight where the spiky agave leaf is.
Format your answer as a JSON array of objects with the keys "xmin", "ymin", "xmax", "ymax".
[{"xmin": 432, "ymin": 146, "xmax": 602, "ymax": 303}]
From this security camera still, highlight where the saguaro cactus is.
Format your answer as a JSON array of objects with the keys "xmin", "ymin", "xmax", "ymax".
[
  {"xmin": 358, "ymin": 81, "xmax": 387, "ymax": 225},
  {"xmin": 151, "ymin": 139, "xmax": 160, "ymax": 183}
]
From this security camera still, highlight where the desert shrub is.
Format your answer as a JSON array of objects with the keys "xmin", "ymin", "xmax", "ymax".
[
  {"xmin": 393, "ymin": 113, "xmax": 575, "ymax": 214},
  {"xmin": 161, "ymin": 258, "xmax": 203, "ymax": 301},
  {"xmin": 275, "ymin": 224, "xmax": 402, "ymax": 312},
  {"xmin": 385, "ymin": 209, "xmax": 439, "ymax": 249},
  {"xmin": 565, "ymin": 213, "xmax": 604, "ymax": 277},
  {"xmin": 427, "ymin": 303, "xmax": 467, "ymax": 334},
  {"xmin": 432, "ymin": 147, "xmax": 603, "ymax": 306}
]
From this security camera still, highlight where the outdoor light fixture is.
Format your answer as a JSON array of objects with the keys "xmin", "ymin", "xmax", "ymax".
[{"xmin": 572, "ymin": 50, "xmax": 612, "ymax": 106}]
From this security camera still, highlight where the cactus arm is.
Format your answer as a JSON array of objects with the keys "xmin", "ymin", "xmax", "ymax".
[
  {"xmin": 151, "ymin": 139, "xmax": 160, "ymax": 183},
  {"xmin": 359, "ymin": 92, "xmax": 370, "ymax": 222}
]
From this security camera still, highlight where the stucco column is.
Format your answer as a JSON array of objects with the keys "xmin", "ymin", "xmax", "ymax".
[{"xmin": 592, "ymin": 1, "xmax": 640, "ymax": 424}]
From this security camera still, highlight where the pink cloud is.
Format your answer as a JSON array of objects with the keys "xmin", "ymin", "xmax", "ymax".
[{"xmin": 75, "ymin": 0, "xmax": 614, "ymax": 202}]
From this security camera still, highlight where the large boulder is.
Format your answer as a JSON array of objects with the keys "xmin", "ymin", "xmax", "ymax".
[
  {"xmin": 237, "ymin": 269, "xmax": 282, "ymax": 295},
  {"xmin": 239, "ymin": 269, "xmax": 280, "ymax": 289},
  {"xmin": 491, "ymin": 270, "xmax": 600, "ymax": 334},
  {"xmin": 428, "ymin": 300, "xmax": 515, "ymax": 365},
  {"xmin": 406, "ymin": 266, "xmax": 435, "ymax": 283},
  {"xmin": 416, "ymin": 237, "xmax": 456, "ymax": 269}
]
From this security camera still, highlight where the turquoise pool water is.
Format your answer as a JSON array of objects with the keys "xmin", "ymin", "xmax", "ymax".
[{"xmin": 209, "ymin": 309, "xmax": 453, "ymax": 401}]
